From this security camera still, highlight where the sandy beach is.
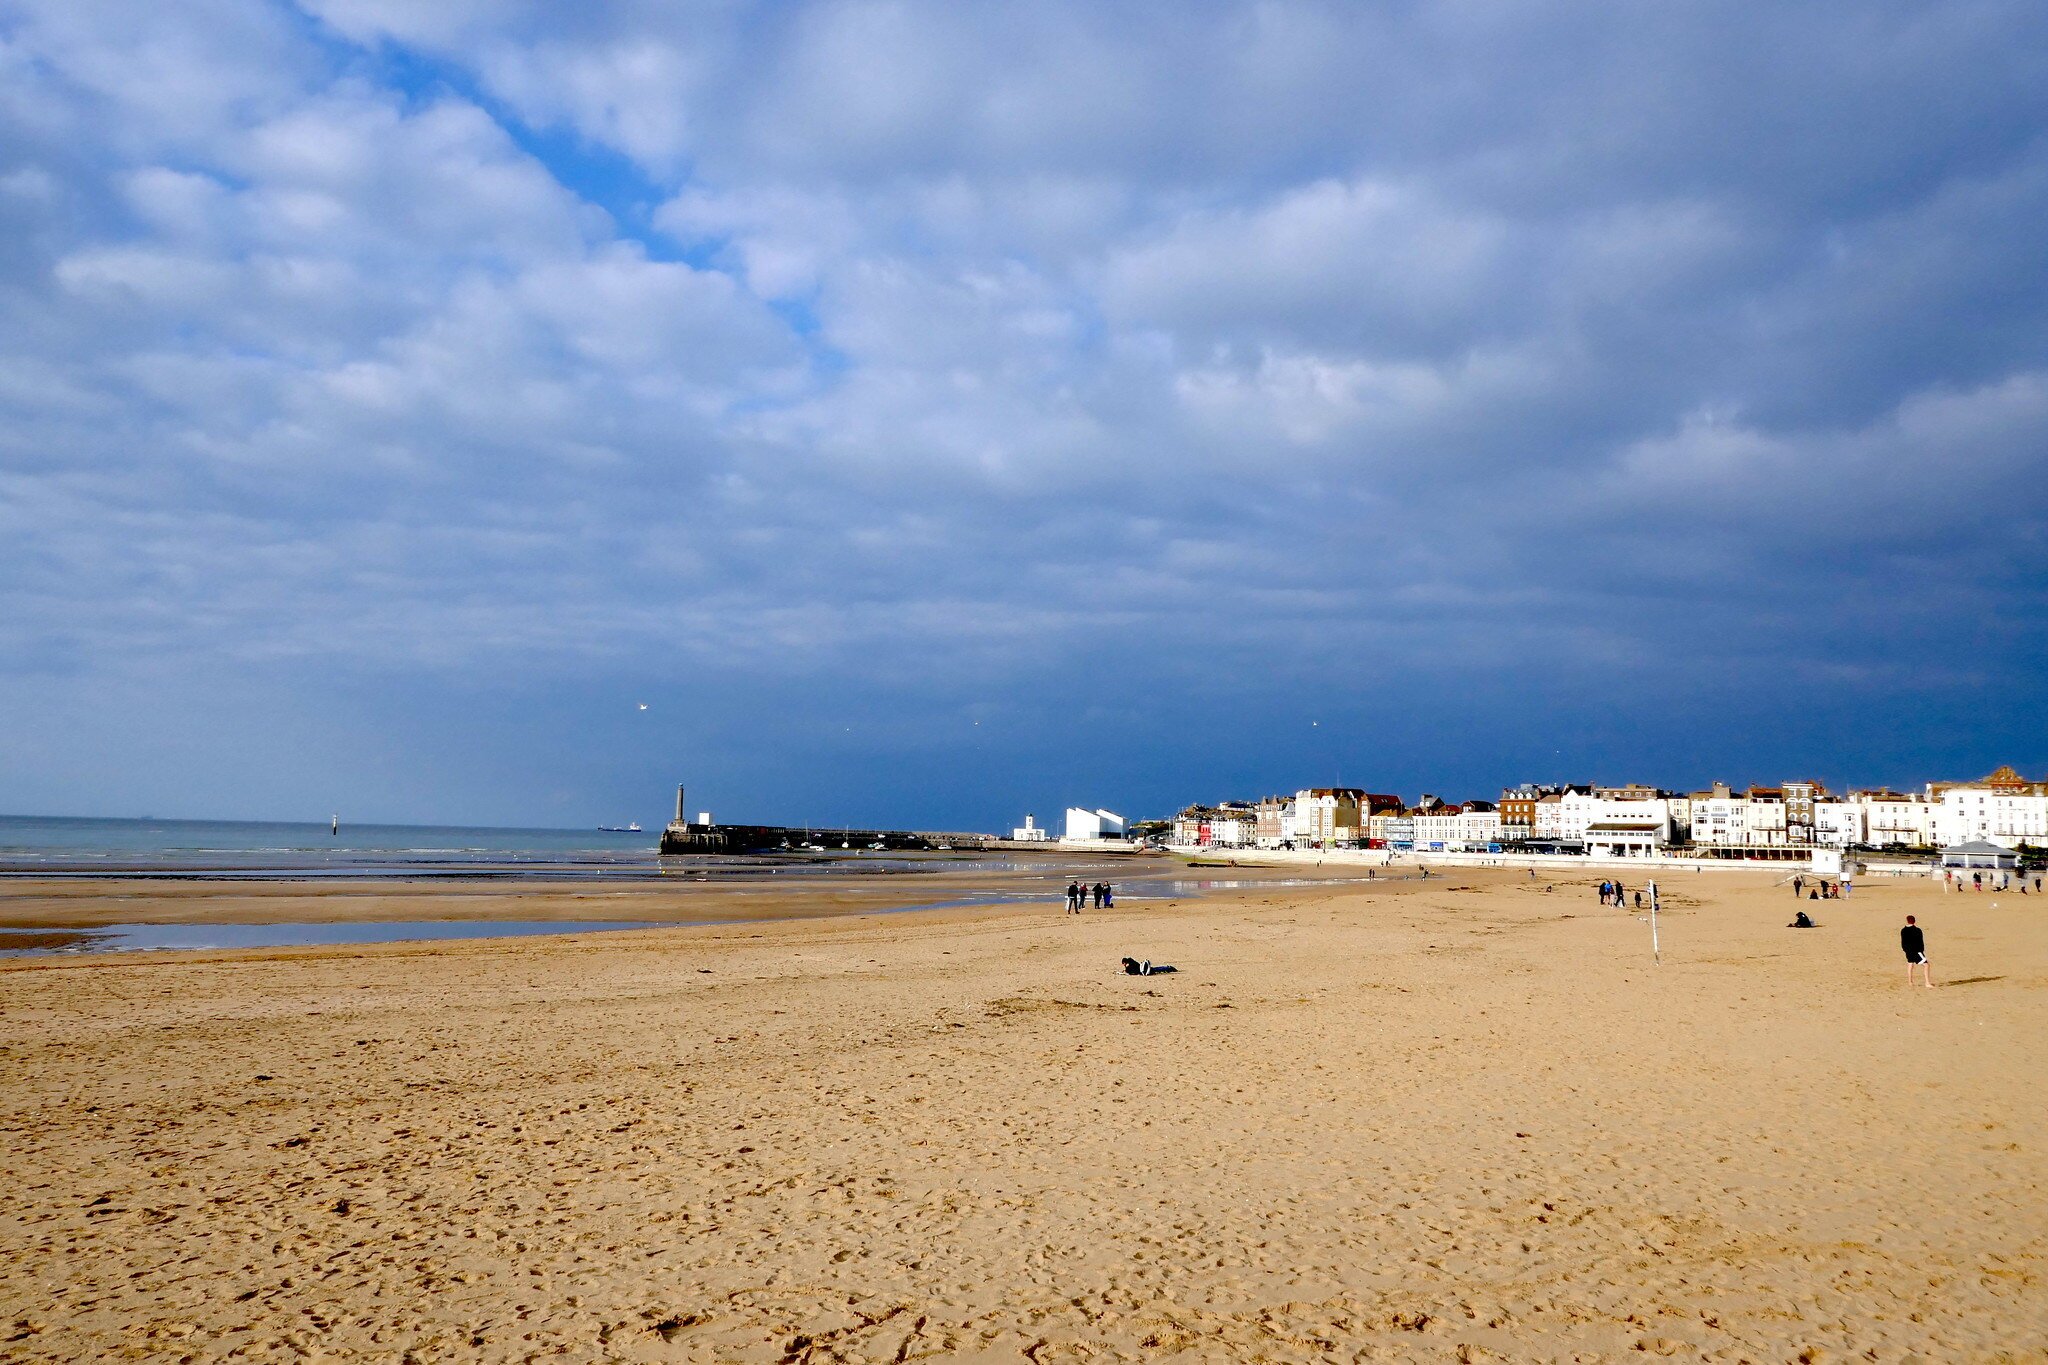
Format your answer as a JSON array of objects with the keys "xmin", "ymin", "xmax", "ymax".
[{"xmin": 1, "ymin": 867, "xmax": 2042, "ymax": 1362}]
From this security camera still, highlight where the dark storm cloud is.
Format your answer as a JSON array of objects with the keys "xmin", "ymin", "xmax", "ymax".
[{"xmin": 1, "ymin": 0, "xmax": 2045, "ymax": 823}]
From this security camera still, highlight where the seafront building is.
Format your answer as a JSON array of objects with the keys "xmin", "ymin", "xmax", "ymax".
[
  {"xmin": 1164, "ymin": 765, "xmax": 2047, "ymax": 860},
  {"xmin": 1171, "ymin": 803, "xmax": 1258, "ymax": 847},
  {"xmin": 1063, "ymin": 807, "xmax": 1128, "ymax": 841},
  {"xmin": 1929, "ymin": 767, "xmax": 2048, "ymax": 845}
]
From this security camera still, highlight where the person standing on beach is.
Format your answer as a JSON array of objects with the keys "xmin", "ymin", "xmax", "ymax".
[
  {"xmin": 1901, "ymin": 915, "xmax": 1933, "ymax": 988},
  {"xmin": 1794, "ymin": 875, "xmax": 1804, "ymax": 897},
  {"xmin": 1065, "ymin": 881, "xmax": 1081, "ymax": 913}
]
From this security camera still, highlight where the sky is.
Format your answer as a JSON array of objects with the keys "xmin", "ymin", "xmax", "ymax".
[{"xmin": 2, "ymin": 0, "xmax": 2046, "ymax": 831}]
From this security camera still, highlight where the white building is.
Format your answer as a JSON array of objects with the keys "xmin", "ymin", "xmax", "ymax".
[
  {"xmin": 1556, "ymin": 789, "xmax": 1601, "ymax": 840},
  {"xmin": 1585, "ymin": 822, "xmax": 1663, "ymax": 858},
  {"xmin": 1813, "ymin": 800, "xmax": 1866, "ymax": 849},
  {"xmin": 1456, "ymin": 804, "xmax": 1501, "ymax": 846},
  {"xmin": 1930, "ymin": 768, "xmax": 2048, "ymax": 847},
  {"xmin": 1545, "ymin": 790, "xmax": 1673, "ymax": 844},
  {"xmin": 1173, "ymin": 804, "xmax": 1256, "ymax": 847},
  {"xmin": 1064, "ymin": 807, "xmax": 1128, "ymax": 841},
  {"xmin": 1858, "ymin": 791, "xmax": 1936, "ymax": 847},
  {"xmin": 1410, "ymin": 806, "xmax": 1461, "ymax": 849},
  {"xmin": 1210, "ymin": 812, "xmax": 1255, "ymax": 847},
  {"xmin": 1689, "ymin": 786, "xmax": 1790, "ymax": 849},
  {"xmin": 1011, "ymin": 814, "xmax": 1048, "ymax": 842},
  {"xmin": 1412, "ymin": 803, "xmax": 1502, "ymax": 850},
  {"xmin": 1941, "ymin": 839, "xmax": 2021, "ymax": 870}
]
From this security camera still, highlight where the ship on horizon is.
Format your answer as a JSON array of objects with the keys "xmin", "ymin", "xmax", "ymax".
[{"xmin": 597, "ymin": 822, "xmax": 642, "ymax": 833}]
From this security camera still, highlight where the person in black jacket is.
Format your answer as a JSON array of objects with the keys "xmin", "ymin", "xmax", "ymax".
[{"xmin": 1901, "ymin": 915, "xmax": 1933, "ymax": 988}]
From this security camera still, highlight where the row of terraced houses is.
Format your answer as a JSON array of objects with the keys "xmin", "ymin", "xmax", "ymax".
[{"xmin": 1168, "ymin": 766, "xmax": 2048, "ymax": 859}]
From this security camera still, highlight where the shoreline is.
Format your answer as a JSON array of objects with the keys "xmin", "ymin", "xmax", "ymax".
[{"xmin": 0, "ymin": 856, "xmax": 1393, "ymax": 936}]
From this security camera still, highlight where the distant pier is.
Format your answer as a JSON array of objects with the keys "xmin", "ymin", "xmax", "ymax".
[
  {"xmin": 657, "ymin": 783, "xmax": 1005, "ymax": 855},
  {"xmin": 658, "ymin": 821, "xmax": 1002, "ymax": 855}
]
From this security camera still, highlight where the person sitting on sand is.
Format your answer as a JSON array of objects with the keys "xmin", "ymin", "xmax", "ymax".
[
  {"xmin": 1790, "ymin": 910, "xmax": 1816, "ymax": 928},
  {"xmin": 1121, "ymin": 957, "xmax": 1176, "ymax": 976}
]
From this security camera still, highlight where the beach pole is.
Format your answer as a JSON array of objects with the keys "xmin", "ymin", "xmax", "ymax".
[{"xmin": 1649, "ymin": 879, "xmax": 1661, "ymax": 965}]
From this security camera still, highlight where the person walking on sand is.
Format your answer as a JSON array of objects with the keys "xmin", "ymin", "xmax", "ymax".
[
  {"xmin": 1065, "ymin": 881, "xmax": 1081, "ymax": 914},
  {"xmin": 1901, "ymin": 915, "xmax": 1933, "ymax": 988}
]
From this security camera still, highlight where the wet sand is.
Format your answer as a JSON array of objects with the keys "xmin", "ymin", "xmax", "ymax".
[
  {"xmin": 0, "ymin": 868, "xmax": 2042, "ymax": 1361},
  {"xmin": 0, "ymin": 850, "xmax": 1188, "ymax": 931}
]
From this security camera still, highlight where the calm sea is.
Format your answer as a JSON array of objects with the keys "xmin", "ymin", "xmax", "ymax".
[{"xmin": 0, "ymin": 814, "xmax": 664, "ymax": 878}]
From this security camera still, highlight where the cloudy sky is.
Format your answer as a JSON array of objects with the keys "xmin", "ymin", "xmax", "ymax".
[{"xmin": 2, "ymin": 1, "xmax": 2045, "ymax": 829}]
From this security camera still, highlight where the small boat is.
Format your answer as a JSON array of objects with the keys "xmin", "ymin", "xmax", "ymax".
[{"xmin": 599, "ymin": 822, "xmax": 643, "ymax": 833}]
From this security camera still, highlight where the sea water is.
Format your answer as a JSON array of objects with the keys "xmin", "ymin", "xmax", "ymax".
[{"xmin": 0, "ymin": 814, "xmax": 663, "ymax": 877}]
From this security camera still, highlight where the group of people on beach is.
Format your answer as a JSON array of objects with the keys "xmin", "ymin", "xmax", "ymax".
[
  {"xmin": 1791, "ymin": 875, "xmax": 1849, "ymax": 900},
  {"xmin": 1065, "ymin": 881, "xmax": 1113, "ymax": 913},
  {"xmin": 1944, "ymin": 868, "xmax": 2040, "ymax": 894},
  {"xmin": 1596, "ymin": 879, "xmax": 1642, "ymax": 909}
]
